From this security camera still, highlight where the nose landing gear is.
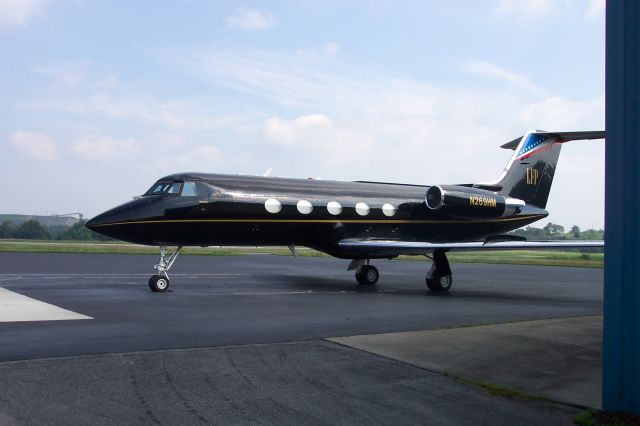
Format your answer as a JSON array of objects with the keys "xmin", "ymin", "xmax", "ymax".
[{"xmin": 149, "ymin": 246, "xmax": 182, "ymax": 292}]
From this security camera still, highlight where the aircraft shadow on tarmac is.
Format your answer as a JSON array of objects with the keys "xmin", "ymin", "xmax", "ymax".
[{"xmin": 267, "ymin": 274, "xmax": 590, "ymax": 304}]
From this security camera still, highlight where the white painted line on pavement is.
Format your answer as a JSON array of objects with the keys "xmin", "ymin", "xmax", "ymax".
[
  {"xmin": 0, "ymin": 273, "xmax": 301, "ymax": 276},
  {"xmin": 0, "ymin": 287, "xmax": 92, "ymax": 322}
]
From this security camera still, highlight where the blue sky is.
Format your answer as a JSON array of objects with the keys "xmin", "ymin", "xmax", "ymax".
[{"xmin": 1, "ymin": 0, "xmax": 605, "ymax": 229}]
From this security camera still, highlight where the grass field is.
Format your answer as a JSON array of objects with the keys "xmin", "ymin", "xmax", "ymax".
[{"xmin": 0, "ymin": 240, "xmax": 604, "ymax": 268}]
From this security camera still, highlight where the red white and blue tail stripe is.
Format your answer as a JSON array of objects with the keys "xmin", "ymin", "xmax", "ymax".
[
  {"xmin": 515, "ymin": 133, "xmax": 549, "ymax": 160},
  {"xmin": 509, "ymin": 130, "xmax": 605, "ymax": 161}
]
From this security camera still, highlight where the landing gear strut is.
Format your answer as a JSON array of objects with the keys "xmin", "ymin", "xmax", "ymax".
[
  {"xmin": 426, "ymin": 249, "xmax": 453, "ymax": 292},
  {"xmin": 349, "ymin": 259, "xmax": 379, "ymax": 286},
  {"xmin": 149, "ymin": 246, "xmax": 182, "ymax": 292}
]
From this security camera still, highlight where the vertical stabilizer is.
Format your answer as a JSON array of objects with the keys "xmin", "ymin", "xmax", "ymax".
[{"xmin": 490, "ymin": 130, "xmax": 604, "ymax": 208}]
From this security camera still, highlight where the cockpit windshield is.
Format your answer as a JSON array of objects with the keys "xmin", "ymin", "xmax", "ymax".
[
  {"xmin": 145, "ymin": 182, "xmax": 172, "ymax": 195},
  {"xmin": 144, "ymin": 181, "xmax": 182, "ymax": 196},
  {"xmin": 143, "ymin": 181, "xmax": 200, "ymax": 197}
]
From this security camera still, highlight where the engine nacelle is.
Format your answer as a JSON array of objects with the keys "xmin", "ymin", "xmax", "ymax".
[{"xmin": 425, "ymin": 185, "xmax": 524, "ymax": 219}]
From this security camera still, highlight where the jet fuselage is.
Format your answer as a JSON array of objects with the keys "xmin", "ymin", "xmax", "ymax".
[{"xmin": 87, "ymin": 173, "xmax": 547, "ymax": 258}]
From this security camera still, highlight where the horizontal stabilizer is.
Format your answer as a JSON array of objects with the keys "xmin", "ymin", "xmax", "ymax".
[
  {"xmin": 339, "ymin": 238, "xmax": 604, "ymax": 256},
  {"xmin": 501, "ymin": 131, "xmax": 605, "ymax": 150}
]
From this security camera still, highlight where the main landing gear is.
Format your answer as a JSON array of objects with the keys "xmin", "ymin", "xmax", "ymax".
[
  {"xmin": 348, "ymin": 259, "xmax": 379, "ymax": 286},
  {"xmin": 426, "ymin": 249, "xmax": 453, "ymax": 292},
  {"xmin": 347, "ymin": 251, "xmax": 453, "ymax": 291},
  {"xmin": 149, "ymin": 246, "xmax": 182, "ymax": 292}
]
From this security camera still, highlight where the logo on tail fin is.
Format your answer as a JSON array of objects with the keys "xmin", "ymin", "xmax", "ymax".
[{"xmin": 515, "ymin": 134, "xmax": 554, "ymax": 161}]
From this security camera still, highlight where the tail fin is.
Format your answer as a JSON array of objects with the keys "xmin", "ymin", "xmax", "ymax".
[{"xmin": 489, "ymin": 130, "xmax": 604, "ymax": 208}]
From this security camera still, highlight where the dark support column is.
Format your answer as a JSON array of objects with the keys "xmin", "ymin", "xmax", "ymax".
[{"xmin": 603, "ymin": 0, "xmax": 640, "ymax": 415}]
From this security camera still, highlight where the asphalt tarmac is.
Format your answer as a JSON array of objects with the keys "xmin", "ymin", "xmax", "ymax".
[{"xmin": 0, "ymin": 253, "xmax": 603, "ymax": 425}]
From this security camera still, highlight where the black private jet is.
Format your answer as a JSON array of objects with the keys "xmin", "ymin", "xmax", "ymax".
[{"xmin": 87, "ymin": 130, "xmax": 605, "ymax": 292}]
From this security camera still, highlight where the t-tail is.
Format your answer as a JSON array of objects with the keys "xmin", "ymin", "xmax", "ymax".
[{"xmin": 488, "ymin": 130, "xmax": 605, "ymax": 208}]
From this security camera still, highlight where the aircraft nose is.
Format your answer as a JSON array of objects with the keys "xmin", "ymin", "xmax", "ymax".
[
  {"xmin": 85, "ymin": 198, "xmax": 161, "ymax": 244},
  {"xmin": 85, "ymin": 208, "xmax": 136, "ymax": 242},
  {"xmin": 86, "ymin": 198, "xmax": 148, "ymax": 231},
  {"xmin": 85, "ymin": 211, "xmax": 118, "ymax": 232},
  {"xmin": 85, "ymin": 215, "xmax": 103, "ymax": 231},
  {"xmin": 85, "ymin": 217, "xmax": 96, "ymax": 231}
]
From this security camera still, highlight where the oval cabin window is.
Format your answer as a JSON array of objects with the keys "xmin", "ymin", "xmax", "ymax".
[
  {"xmin": 297, "ymin": 200, "xmax": 313, "ymax": 215},
  {"xmin": 382, "ymin": 203, "xmax": 397, "ymax": 217},
  {"xmin": 265, "ymin": 198, "xmax": 282, "ymax": 214},
  {"xmin": 327, "ymin": 201, "xmax": 342, "ymax": 215},
  {"xmin": 355, "ymin": 202, "xmax": 370, "ymax": 216}
]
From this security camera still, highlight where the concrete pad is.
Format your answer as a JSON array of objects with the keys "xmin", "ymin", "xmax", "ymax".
[
  {"xmin": 329, "ymin": 315, "xmax": 602, "ymax": 408},
  {"xmin": 0, "ymin": 287, "xmax": 92, "ymax": 322},
  {"xmin": 0, "ymin": 341, "xmax": 580, "ymax": 425}
]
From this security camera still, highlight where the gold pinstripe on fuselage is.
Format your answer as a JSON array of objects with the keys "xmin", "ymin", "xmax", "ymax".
[{"xmin": 92, "ymin": 214, "xmax": 544, "ymax": 227}]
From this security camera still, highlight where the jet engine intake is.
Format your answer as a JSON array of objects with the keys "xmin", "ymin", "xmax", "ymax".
[{"xmin": 425, "ymin": 185, "xmax": 524, "ymax": 219}]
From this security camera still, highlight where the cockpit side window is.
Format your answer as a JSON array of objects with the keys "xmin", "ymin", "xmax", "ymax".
[
  {"xmin": 167, "ymin": 182, "xmax": 182, "ymax": 195},
  {"xmin": 182, "ymin": 181, "xmax": 198, "ymax": 197}
]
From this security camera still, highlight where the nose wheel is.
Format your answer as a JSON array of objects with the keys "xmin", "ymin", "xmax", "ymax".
[
  {"xmin": 149, "ymin": 246, "xmax": 182, "ymax": 292},
  {"xmin": 149, "ymin": 275, "xmax": 170, "ymax": 292}
]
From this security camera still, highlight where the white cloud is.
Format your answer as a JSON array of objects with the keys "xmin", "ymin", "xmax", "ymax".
[
  {"xmin": 54, "ymin": 72, "xmax": 84, "ymax": 90},
  {"xmin": 72, "ymin": 134, "xmax": 136, "ymax": 160},
  {"xmin": 191, "ymin": 145, "xmax": 222, "ymax": 167},
  {"xmin": 0, "ymin": 0, "xmax": 48, "ymax": 29},
  {"xmin": 95, "ymin": 76, "xmax": 119, "ymax": 90},
  {"xmin": 157, "ymin": 45, "xmax": 604, "ymax": 227},
  {"xmin": 32, "ymin": 61, "xmax": 92, "ymax": 91},
  {"xmin": 495, "ymin": 0, "xmax": 605, "ymax": 19},
  {"xmin": 264, "ymin": 117, "xmax": 294, "ymax": 143},
  {"xmin": 225, "ymin": 8, "xmax": 276, "ymax": 31},
  {"xmin": 24, "ymin": 98, "xmax": 86, "ymax": 113},
  {"xmin": 495, "ymin": 0, "xmax": 554, "ymax": 14},
  {"xmin": 324, "ymin": 42, "xmax": 339, "ymax": 56},
  {"xmin": 165, "ymin": 48, "xmax": 371, "ymax": 107},
  {"xmin": 26, "ymin": 91, "xmax": 249, "ymax": 132},
  {"xmin": 147, "ymin": 144, "xmax": 223, "ymax": 173},
  {"xmin": 14, "ymin": 46, "xmax": 604, "ymax": 228},
  {"xmin": 295, "ymin": 114, "xmax": 332, "ymax": 128},
  {"xmin": 464, "ymin": 61, "xmax": 541, "ymax": 92},
  {"xmin": 264, "ymin": 114, "xmax": 332, "ymax": 144},
  {"xmin": 193, "ymin": 145, "xmax": 220, "ymax": 160},
  {"xmin": 91, "ymin": 93, "xmax": 188, "ymax": 129},
  {"xmin": 297, "ymin": 42, "xmax": 340, "ymax": 59},
  {"xmin": 586, "ymin": 0, "xmax": 605, "ymax": 19},
  {"xmin": 263, "ymin": 113, "xmax": 377, "ymax": 167},
  {"xmin": 520, "ymin": 95, "xmax": 604, "ymax": 129},
  {"xmin": 8, "ymin": 131, "xmax": 58, "ymax": 160}
]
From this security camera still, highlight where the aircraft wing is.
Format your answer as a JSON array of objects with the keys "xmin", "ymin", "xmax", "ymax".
[{"xmin": 338, "ymin": 239, "xmax": 604, "ymax": 256}]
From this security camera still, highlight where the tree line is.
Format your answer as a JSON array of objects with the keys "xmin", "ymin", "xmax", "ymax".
[
  {"xmin": 510, "ymin": 223, "xmax": 604, "ymax": 241},
  {"xmin": 0, "ymin": 220, "xmax": 114, "ymax": 241}
]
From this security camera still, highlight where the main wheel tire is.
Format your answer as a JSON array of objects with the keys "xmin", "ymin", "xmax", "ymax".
[
  {"xmin": 426, "ymin": 274, "xmax": 452, "ymax": 292},
  {"xmin": 356, "ymin": 265, "xmax": 379, "ymax": 286},
  {"xmin": 148, "ymin": 275, "xmax": 170, "ymax": 292}
]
